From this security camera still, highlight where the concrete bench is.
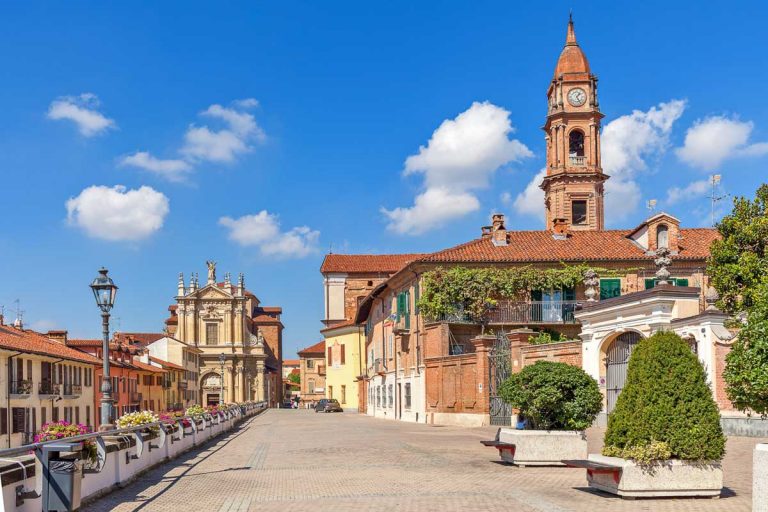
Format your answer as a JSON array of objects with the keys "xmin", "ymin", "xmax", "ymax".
[
  {"xmin": 480, "ymin": 429, "xmax": 516, "ymax": 459},
  {"xmin": 562, "ymin": 459, "xmax": 622, "ymax": 484}
]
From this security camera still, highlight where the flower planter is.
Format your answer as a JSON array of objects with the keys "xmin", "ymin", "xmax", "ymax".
[
  {"xmin": 585, "ymin": 454, "xmax": 722, "ymax": 498},
  {"xmin": 497, "ymin": 429, "xmax": 586, "ymax": 466},
  {"xmin": 755, "ymin": 444, "xmax": 768, "ymax": 512}
]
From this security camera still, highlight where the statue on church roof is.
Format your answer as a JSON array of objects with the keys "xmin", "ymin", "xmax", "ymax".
[{"xmin": 206, "ymin": 260, "xmax": 217, "ymax": 285}]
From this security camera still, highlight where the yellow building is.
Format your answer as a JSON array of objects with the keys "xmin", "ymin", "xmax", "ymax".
[{"xmin": 322, "ymin": 321, "xmax": 365, "ymax": 412}]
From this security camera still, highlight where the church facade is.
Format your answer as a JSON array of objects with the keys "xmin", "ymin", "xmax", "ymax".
[{"xmin": 165, "ymin": 262, "xmax": 283, "ymax": 408}]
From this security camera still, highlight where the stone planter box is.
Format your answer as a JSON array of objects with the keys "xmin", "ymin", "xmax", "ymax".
[
  {"xmin": 585, "ymin": 454, "xmax": 722, "ymax": 498},
  {"xmin": 497, "ymin": 429, "xmax": 586, "ymax": 466},
  {"xmin": 755, "ymin": 444, "xmax": 768, "ymax": 512}
]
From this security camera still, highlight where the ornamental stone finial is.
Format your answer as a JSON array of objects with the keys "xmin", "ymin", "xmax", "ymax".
[
  {"xmin": 705, "ymin": 285, "xmax": 720, "ymax": 310},
  {"xmin": 178, "ymin": 272, "xmax": 186, "ymax": 296},
  {"xmin": 654, "ymin": 247, "xmax": 672, "ymax": 286},
  {"xmin": 583, "ymin": 269, "xmax": 599, "ymax": 302}
]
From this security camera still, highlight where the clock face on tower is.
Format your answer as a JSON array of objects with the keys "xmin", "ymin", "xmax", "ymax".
[{"xmin": 567, "ymin": 88, "xmax": 587, "ymax": 107}]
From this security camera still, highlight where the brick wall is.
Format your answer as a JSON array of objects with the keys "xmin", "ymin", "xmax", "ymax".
[
  {"xmin": 424, "ymin": 354, "xmax": 479, "ymax": 415},
  {"xmin": 508, "ymin": 329, "xmax": 582, "ymax": 373},
  {"xmin": 714, "ymin": 342, "xmax": 735, "ymax": 411}
]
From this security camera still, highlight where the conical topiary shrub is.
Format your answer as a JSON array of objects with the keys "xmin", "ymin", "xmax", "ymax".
[{"xmin": 603, "ymin": 331, "xmax": 726, "ymax": 462}]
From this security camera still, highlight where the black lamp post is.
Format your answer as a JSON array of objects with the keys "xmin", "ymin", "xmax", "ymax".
[
  {"xmin": 219, "ymin": 353, "xmax": 225, "ymax": 405},
  {"xmin": 90, "ymin": 267, "xmax": 118, "ymax": 431}
]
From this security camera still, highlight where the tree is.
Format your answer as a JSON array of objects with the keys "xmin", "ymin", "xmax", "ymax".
[
  {"xmin": 288, "ymin": 372, "xmax": 300, "ymax": 388},
  {"xmin": 499, "ymin": 361, "xmax": 602, "ymax": 430},
  {"xmin": 709, "ymin": 184, "xmax": 768, "ymax": 416},
  {"xmin": 603, "ymin": 332, "xmax": 725, "ymax": 462},
  {"xmin": 708, "ymin": 183, "xmax": 768, "ymax": 316}
]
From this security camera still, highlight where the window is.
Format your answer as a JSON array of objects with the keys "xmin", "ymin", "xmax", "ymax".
[
  {"xmin": 340, "ymin": 344, "xmax": 346, "ymax": 365},
  {"xmin": 52, "ymin": 407, "xmax": 59, "ymax": 422},
  {"xmin": 600, "ymin": 279, "xmax": 621, "ymax": 300},
  {"xmin": 376, "ymin": 386, "xmax": 380, "ymax": 407},
  {"xmin": 341, "ymin": 385, "xmax": 346, "ymax": 404},
  {"xmin": 86, "ymin": 406, "xmax": 91, "ymax": 428},
  {"xmin": 327, "ymin": 346, "xmax": 332, "ymax": 365},
  {"xmin": 388, "ymin": 385, "xmax": 393, "ymax": 408},
  {"xmin": 328, "ymin": 386, "xmax": 333, "ymax": 399},
  {"xmin": 206, "ymin": 323, "xmax": 219, "ymax": 345},
  {"xmin": 571, "ymin": 200, "xmax": 587, "ymax": 225},
  {"xmin": 306, "ymin": 359, "xmax": 314, "ymax": 369},
  {"xmin": 405, "ymin": 383, "xmax": 411, "ymax": 409},
  {"xmin": 41, "ymin": 407, "xmax": 47, "ymax": 427},
  {"xmin": 645, "ymin": 278, "xmax": 690, "ymax": 289},
  {"xmin": 12, "ymin": 407, "xmax": 26, "ymax": 433},
  {"xmin": 569, "ymin": 130, "xmax": 585, "ymax": 157},
  {"xmin": 657, "ymin": 224, "xmax": 669, "ymax": 249},
  {"xmin": 308, "ymin": 379, "xmax": 315, "ymax": 393}
]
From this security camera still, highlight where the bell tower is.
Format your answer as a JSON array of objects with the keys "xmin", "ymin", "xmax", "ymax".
[{"xmin": 540, "ymin": 15, "xmax": 607, "ymax": 231}]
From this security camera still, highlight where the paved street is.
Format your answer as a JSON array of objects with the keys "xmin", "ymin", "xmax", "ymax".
[{"xmin": 85, "ymin": 409, "xmax": 764, "ymax": 511}]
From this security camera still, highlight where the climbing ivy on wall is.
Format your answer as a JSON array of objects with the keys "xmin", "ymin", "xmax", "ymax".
[{"xmin": 417, "ymin": 264, "xmax": 627, "ymax": 325}]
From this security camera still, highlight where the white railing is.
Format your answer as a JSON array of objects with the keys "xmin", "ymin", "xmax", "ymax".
[
  {"xmin": 569, "ymin": 155, "xmax": 586, "ymax": 166},
  {"xmin": 0, "ymin": 401, "xmax": 268, "ymax": 511}
]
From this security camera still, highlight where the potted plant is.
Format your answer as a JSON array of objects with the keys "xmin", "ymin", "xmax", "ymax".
[
  {"xmin": 36, "ymin": 421, "xmax": 97, "ymax": 465},
  {"xmin": 497, "ymin": 360, "xmax": 602, "ymax": 466},
  {"xmin": 590, "ymin": 331, "xmax": 726, "ymax": 498},
  {"xmin": 116, "ymin": 410, "xmax": 161, "ymax": 435}
]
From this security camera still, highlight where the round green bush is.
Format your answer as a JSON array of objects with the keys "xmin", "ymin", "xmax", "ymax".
[
  {"xmin": 499, "ymin": 361, "xmax": 602, "ymax": 430},
  {"xmin": 603, "ymin": 331, "xmax": 726, "ymax": 461}
]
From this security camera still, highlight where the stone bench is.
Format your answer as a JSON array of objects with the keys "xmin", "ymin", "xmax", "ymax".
[{"xmin": 562, "ymin": 458, "xmax": 622, "ymax": 484}]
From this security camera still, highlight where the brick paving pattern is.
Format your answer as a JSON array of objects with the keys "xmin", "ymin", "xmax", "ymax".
[{"xmin": 84, "ymin": 410, "xmax": 765, "ymax": 511}]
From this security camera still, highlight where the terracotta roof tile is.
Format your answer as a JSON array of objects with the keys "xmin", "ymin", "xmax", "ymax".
[
  {"xmin": 297, "ymin": 340, "xmax": 325, "ymax": 356},
  {"xmin": 131, "ymin": 358, "xmax": 167, "ymax": 373},
  {"xmin": 148, "ymin": 356, "xmax": 186, "ymax": 371},
  {"xmin": 0, "ymin": 326, "xmax": 101, "ymax": 365},
  {"xmin": 320, "ymin": 319, "xmax": 360, "ymax": 333},
  {"xmin": 320, "ymin": 253, "xmax": 427, "ymax": 274},
  {"xmin": 282, "ymin": 359, "xmax": 300, "ymax": 366},
  {"xmin": 114, "ymin": 332, "xmax": 165, "ymax": 347},
  {"xmin": 421, "ymin": 229, "xmax": 718, "ymax": 264}
]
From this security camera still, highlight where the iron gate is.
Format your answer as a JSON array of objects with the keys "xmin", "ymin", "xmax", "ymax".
[
  {"xmin": 605, "ymin": 331, "xmax": 642, "ymax": 413},
  {"xmin": 488, "ymin": 331, "xmax": 512, "ymax": 426}
]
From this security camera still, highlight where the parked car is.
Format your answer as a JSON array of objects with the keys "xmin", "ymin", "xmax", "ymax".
[{"xmin": 314, "ymin": 399, "xmax": 343, "ymax": 413}]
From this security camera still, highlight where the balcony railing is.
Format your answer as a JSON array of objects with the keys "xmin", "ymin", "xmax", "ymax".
[
  {"xmin": 62, "ymin": 384, "xmax": 83, "ymax": 397},
  {"xmin": 317, "ymin": 365, "xmax": 326, "ymax": 376},
  {"xmin": 9, "ymin": 380, "xmax": 33, "ymax": 396},
  {"xmin": 39, "ymin": 381, "xmax": 61, "ymax": 397},
  {"xmin": 569, "ymin": 155, "xmax": 586, "ymax": 166},
  {"xmin": 430, "ymin": 301, "xmax": 579, "ymax": 325},
  {"xmin": 130, "ymin": 392, "xmax": 142, "ymax": 403}
]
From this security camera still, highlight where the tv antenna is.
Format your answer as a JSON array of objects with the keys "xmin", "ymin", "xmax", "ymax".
[{"xmin": 708, "ymin": 174, "xmax": 727, "ymax": 227}]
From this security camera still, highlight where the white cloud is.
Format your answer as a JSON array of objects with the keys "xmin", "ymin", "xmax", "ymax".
[
  {"xmin": 119, "ymin": 151, "xmax": 192, "ymax": 182},
  {"xmin": 676, "ymin": 116, "xmax": 768, "ymax": 170},
  {"xmin": 509, "ymin": 100, "xmax": 686, "ymax": 226},
  {"xmin": 47, "ymin": 93, "xmax": 116, "ymax": 137},
  {"xmin": 219, "ymin": 210, "xmax": 319, "ymax": 258},
  {"xmin": 382, "ymin": 188, "xmax": 480, "ymax": 235},
  {"xmin": 182, "ymin": 101, "xmax": 265, "ymax": 163},
  {"xmin": 512, "ymin": 168, "xmax": 547, "ymax": 224},
  {"xmin": 383, "ymin": 101, "xmax": 532, "ymax": 235},
  {"xmin": 500, "ymin": 191, "xmax": 513, "ymax": 206},
  {"xmin": 66, "ymin": 185, "xmax": 169, "ymax": 241},
  {"xmin": 666, "ymin": 179, "xmax": 711, "ymax": 205}
]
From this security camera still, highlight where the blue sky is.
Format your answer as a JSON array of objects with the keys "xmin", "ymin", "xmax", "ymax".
[{"xmin": 1, "ymin": 1, "xmax": 766, "ymax": 358}]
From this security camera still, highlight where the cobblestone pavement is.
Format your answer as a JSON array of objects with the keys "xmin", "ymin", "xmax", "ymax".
[{"xmin": 84, "ymin": 410, "xmax": 765, "ymax": 511}]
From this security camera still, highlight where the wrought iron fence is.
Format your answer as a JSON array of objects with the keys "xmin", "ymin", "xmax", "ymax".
[
  {"xmin": 9, "ymin": 380, "xmax": 33, "ymax": 395},
  {"xmin": 430, "ymin": 301, "xmax": 579, "ymax": 325}
]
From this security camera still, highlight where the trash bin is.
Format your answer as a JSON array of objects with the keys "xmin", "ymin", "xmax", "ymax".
[
  {"xmin": 46, "ymin": 459, "xmax": 83, "ymax": 511},
  {"xmin": 41, "ymin": 442, "xmax": 84, "ymax": 512}
]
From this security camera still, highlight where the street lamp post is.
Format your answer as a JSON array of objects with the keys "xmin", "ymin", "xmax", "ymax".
[
  {"xmin": 218, "ymin": 353, "xmax": 225, "ymax": 405},
  {"xmin": 90, "ymin": 267, "xmax": 118, "ymax": 431}
]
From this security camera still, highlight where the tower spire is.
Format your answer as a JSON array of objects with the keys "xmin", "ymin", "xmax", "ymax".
[{"xmin": 566, "ymin": 12, "xmax": 577, "ymax": 45}]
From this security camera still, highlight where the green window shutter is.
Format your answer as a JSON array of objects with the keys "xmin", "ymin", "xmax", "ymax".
[
  {"xmin": 405, "ymin": 291, "xmax": 411, "ymax": 329},
  {"xmin": 675, "ymin": 278, "xmax": 689, "ymax": 287},
  {"xmin": 600, "ymin": 279, "xmax": 621, "ymax": 300},
  {"xmin": 645, "ymin": 278, "xmax": 656, "ymax": 290},
  {"xmin": 563, "ymin": 287, "xmax": 576, "ymax": 301},
  {"xmin": 531, "ymin": 290, "xmax": 543, "ymax": 302}
]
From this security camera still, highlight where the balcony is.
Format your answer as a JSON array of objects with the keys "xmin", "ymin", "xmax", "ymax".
[
  {"xmin": 393, "ymin": 315, "xmax": 410, "ymax": 334},
  {"xmin": 38, "ymin": 381, "xmax": 61, "ymax": 397},
  {"xmin": 373, "ymin": 358, "xmax": 385, "ymax": 376},
  {"xmin": 62, "ymin": 384, "xmax": 82, "ymax": 398},
  {"xmin": 9, "ymin": 380, "xmax": 33, "ymax": 397},
  {"xmin": 179, "ymin": 381, "xmax": 188, "ymax": 389},
  {"xmin": 569, "ymin": 155, "xmax": 586, "ymax": 166},
  {"xmin": 430, "ymin": 301, "xmax": 579, "ymax": 326},
  {"xmin": 317, "ymin": 365, "xmax": 326, "ymax": 376},
  {"xmin": 130, "ymin": 391, "xmax": 142, "ymax": 404}
]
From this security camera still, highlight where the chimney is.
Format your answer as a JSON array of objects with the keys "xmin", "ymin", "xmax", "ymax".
[
  {"xmin": 47, "ymin": 330, "xmax": 68, "ymax": 345},
  {"xmin": 491, "ymin": 214, "xmax": 507, "ymax": 246},
  {"xmin": 552, "ymin": 217, "xmax": 570, "ymax": 238}
]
